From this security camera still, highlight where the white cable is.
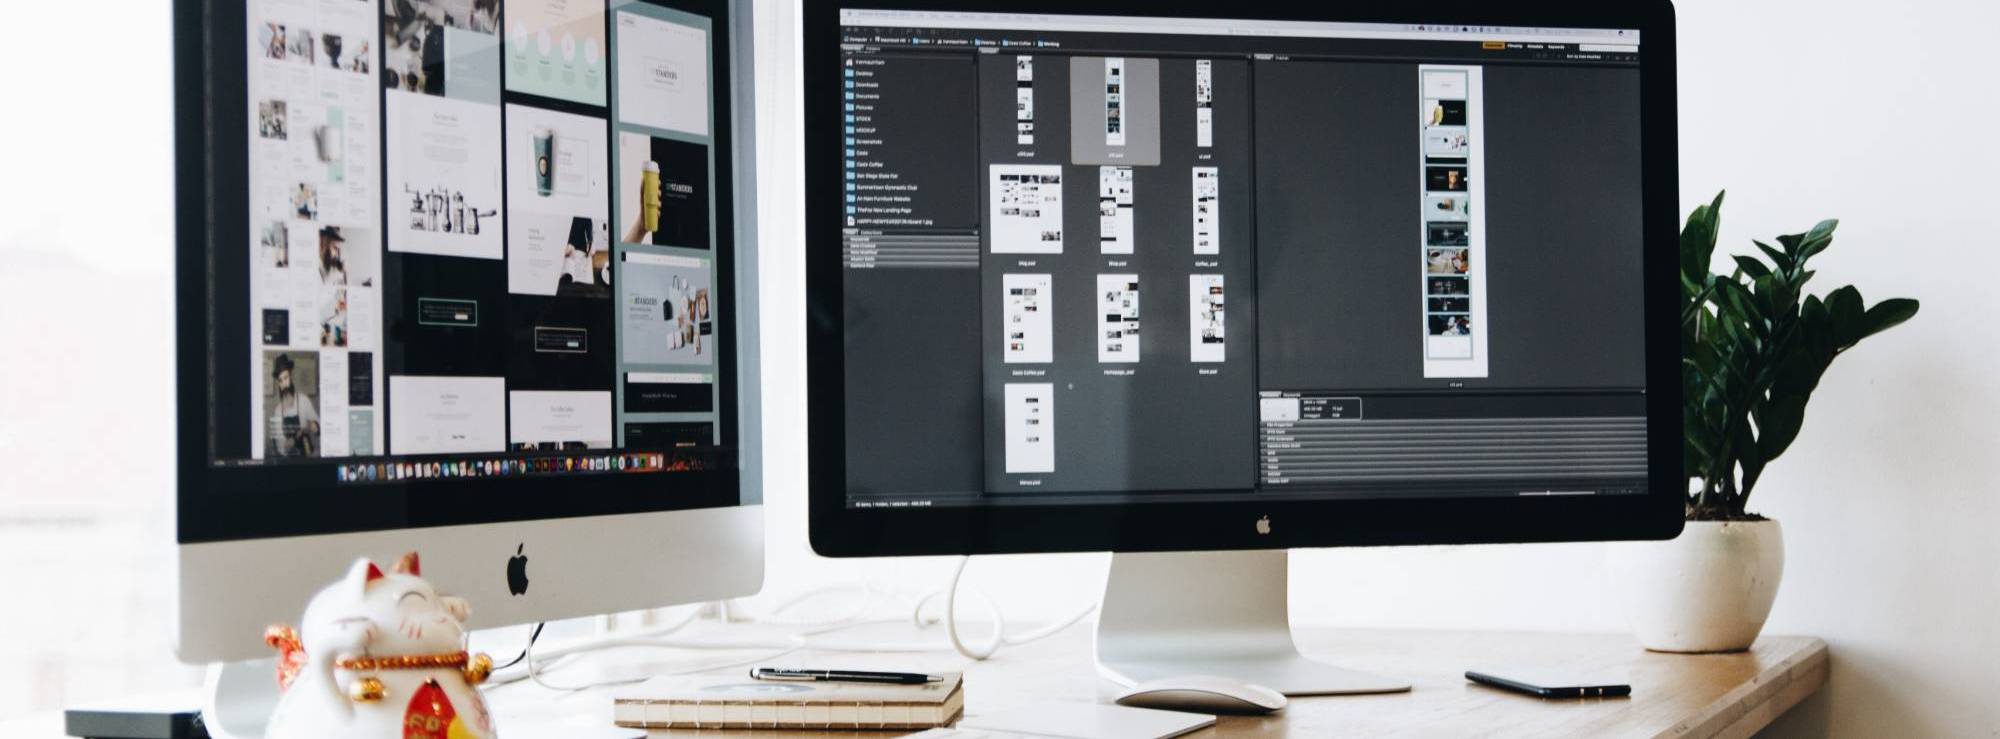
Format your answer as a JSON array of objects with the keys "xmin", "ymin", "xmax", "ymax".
[
  {"xmin": 914, "ymin": 556, "xmax": 1099, "ymax": 661},
  {"xmin": 525, "ymin": 639, "xmax": 803, "ymax": 693},
  {"xmin": 522, "ymin": 604, "xmax": 704, "ymax": 663},
  {"xmin": 497, "ymin": 556, "xmax": 1101, "ymax": 688},
  {"xmin": 941, "ymin": 557, "xmax": 1000, "ymax": 659},
  {"xmin": 513, "ymin": 613, "xmax": 927, "ymax": 691},
  {"xmin": 757, "ymin": 581, "xmax": 883, "ymax": 626},
  {"xmin": 487, "ymin": 605, "xmax": 707, "ymax": 686}
]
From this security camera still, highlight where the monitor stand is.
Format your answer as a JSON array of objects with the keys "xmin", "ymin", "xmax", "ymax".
[
  {"xmin": 203, "ymin": 659, "xmax": 280, "ymax": 739},
  {"xmin": 1093, "ymin": 549, "xmax": 1411, "ymax": 696}
]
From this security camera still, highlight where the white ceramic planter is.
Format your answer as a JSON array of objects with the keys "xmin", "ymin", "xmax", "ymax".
[{"xmin": 1606, "ymin": 519, "xmax": 1785, "ymax": 653}]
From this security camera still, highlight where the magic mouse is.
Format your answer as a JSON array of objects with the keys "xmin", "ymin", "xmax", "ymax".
[{"xmin": 1113, "ymin": 675, "xmax": 1289, "ymax": 714}]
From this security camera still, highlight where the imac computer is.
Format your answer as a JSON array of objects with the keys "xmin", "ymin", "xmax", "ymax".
[
  {"xmin": 172, "ymin": 0, "xmax": 761, "ymax": 731},
  {"xmin": 806, "ymin": 0, "xmax": 1682, "ymax": 695}
]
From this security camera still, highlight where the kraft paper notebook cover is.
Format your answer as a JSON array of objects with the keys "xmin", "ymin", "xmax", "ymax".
[{"xmin": 611, "ymin": 673, "xmax": 964, "ymax": 730}]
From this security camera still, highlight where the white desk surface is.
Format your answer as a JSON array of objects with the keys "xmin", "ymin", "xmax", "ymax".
[
  {"xmin": 11, "ymin": 622, "xmax": 1822, "ymax": 738},
  {"xmin": 476, "ymin": 621, "xmax": 1826, "ymax": 739}
]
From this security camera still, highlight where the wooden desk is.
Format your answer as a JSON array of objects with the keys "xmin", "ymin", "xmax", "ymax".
[{"xmin": 488, "ymin": 624, "xmax": 1826, "ymax": 739}]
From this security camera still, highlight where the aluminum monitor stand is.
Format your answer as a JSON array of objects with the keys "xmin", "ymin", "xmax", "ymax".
[{"xmin": 1093, "ymin": 549, "xmax": 1411, "ymax": 695}]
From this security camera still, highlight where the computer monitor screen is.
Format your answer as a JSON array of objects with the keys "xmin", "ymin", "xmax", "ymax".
[
  {"xmin": 182, "ymin": 0, "xmax": 747, "ymax": 544},
  {"xmin": 828, "ymin": 9, "xmax": 1656, "ymax": 513}
]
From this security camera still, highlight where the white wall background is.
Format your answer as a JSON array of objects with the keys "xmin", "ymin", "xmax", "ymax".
[
  {"xmin": 0, "ymin": 0, "xmax": 1993, "ymax": 736},
  {"xmin": 0, "ymin": 0, "xmax": 197, "ymax": 721}
]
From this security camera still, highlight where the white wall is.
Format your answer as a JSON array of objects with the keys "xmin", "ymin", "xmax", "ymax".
[
  {"xmin": 0, "ymin": 0, "xmax": 201, "ymax": 718},
  {"xmin": 746, "ymin": 1, "xmax": 2000, "ymax": 737}
]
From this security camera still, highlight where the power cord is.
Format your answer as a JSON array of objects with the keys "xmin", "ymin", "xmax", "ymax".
[
  {"xmin": 487, "ymin": 556, "xmax": 1099, "ymax": 690},
  {"xmin": 511, "ymin": 614, "xmax": 897, "ymax": 692},
  {"xmin": 914, "ymin": 556, "xmax": 1098, "ymax": 660},
  {"xmin": 492, "ymin": 621, "xmax": 545, "ymax": 671}
]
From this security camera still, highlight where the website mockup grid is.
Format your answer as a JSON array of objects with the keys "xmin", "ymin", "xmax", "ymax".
[
  {"xmin": 838, "ymin": 11, "xmax": 1653, "ymax": 508},
  {"xmin": 237, "ymin": 0, "xmax": 727, "ymax": 486}
]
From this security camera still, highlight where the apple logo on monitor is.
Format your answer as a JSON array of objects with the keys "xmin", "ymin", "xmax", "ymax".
[
  {"xmin": 507, "ymin": 543, "xmax": 530, "ymax": 595},
  {"xmin": 1256, "ymin": 516, "xmax": 1272, "ymax": 535}
]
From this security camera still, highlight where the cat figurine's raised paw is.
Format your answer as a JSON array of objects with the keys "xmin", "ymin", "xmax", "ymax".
[{"xmin": 264, "ymin": 552, "xmax": 496, "ymax": 739}]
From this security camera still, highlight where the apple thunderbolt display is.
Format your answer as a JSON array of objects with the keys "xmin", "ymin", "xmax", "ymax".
[
  {"xmin": 807, "ymin": 0, "xmax": 1683, "ymax": 693},
  {"xmin": 170, "ymin": 0, "xmax": 764, "ymax": 723}
]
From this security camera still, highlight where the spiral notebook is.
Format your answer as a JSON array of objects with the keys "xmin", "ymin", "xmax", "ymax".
[{"xmin": 611, "ymin": 673, "xmax": 964, "ymax": 730}]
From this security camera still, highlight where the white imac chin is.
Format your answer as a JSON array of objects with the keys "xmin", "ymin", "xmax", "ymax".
[
  {"xmin": 175, "ymin": 506, "xmax": 765, "ymax": 738},
  {"xmin": 174, "ymin": 508, "xmax": 764, "ymax": 665}
]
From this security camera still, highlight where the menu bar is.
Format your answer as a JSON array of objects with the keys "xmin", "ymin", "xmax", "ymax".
[{"xmin": 841, "ymin": 8, "xmax": 1640, "ymax": 46}]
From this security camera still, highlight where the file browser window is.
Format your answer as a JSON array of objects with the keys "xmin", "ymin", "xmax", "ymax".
[{"xmin": 837, "ymin": 10, "xmax": 1648, "ymax": 508}]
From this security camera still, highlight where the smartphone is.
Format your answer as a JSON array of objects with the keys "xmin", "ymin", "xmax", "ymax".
[{"xmin": 1465, "ymin": 668, "xmax": 1632, "ymax": 698}]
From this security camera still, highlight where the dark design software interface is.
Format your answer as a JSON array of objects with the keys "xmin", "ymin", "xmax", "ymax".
[{"xmin": 838, "ymin": 10, "xmax": 1650, "ymax": 508}]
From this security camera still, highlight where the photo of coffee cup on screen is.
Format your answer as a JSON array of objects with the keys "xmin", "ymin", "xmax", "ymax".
[{"xmin": 534, "ymin": 128, "xmax": 556, "ymax": 197}]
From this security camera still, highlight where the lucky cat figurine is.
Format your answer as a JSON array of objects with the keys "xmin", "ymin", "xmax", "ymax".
[{"xmin": 264, "ymin": 552, "xmax": 497, "ymax": 739}]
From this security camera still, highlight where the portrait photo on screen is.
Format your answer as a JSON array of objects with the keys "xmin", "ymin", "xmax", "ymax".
[
  {"xmin": 316, "ymin": 225, "xmax": 378, "ymax": 286},
  {"xmin": 263, "ymin": 350, "xmax": 322, "ymax": 458}
]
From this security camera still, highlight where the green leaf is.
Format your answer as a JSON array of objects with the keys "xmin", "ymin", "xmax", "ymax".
[
  {"xmin": 1826, "ymin": 285, "xmax": 1865, "ymax": 339},
  {"xmin": 1732, "ymin": 255, "xmax": 1772, "ymax": 279},
  {"xmin": 1754, "ymin": 392, "xmax": 1809, "ymax": 465},
  {"xmin": 1733, "ymin": 419, "xmax": 1764, "ymax": 495},
  {"xmin": 1681, "ymin": 283, "xmax": 1716, "ymax": 327},
  {"xmin": 1796, "ymin": 219, "xmax": 1839, "ymax": 262},
  {"xmin": 1754, "ymin": 240, "xmax": 1793, "ymax": 273},
  {"xmin": 1717, "ymin": 281, "xmax": 1758, "ymax": 326},
  {"xmin": 1770, "ymin": 338, "xmax": 1830, "ymax": 393},
  {"xmin": 1800, "ymin": 294, "xmax": 1827, "ymax": 335},
  {"xmin": 1680, "ymin": 192, "xmax": 1726, "ymax": 282},
  {"xmin": 1859, "ymin": 298, "xmax": 1920, "ymax": 339}
]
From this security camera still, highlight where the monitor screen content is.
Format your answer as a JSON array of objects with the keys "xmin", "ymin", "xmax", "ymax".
[
  {"xmin": 186, "ymin": 0, "xmax": 743, "ymax": 542},
  {"xmin": 835, "ymin": 11, "xmax": 1649, "ymax": 509}
]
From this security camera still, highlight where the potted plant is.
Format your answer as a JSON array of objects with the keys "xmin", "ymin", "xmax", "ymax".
[{"xmin": 1609, "ymin": 192, "xmax": 1920, "ymax": 652}]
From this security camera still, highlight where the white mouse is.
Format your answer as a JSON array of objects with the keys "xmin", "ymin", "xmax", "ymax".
[{"xmin": 1113, "ymin": 675, "xmax": 1289, "ymax": 714}]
